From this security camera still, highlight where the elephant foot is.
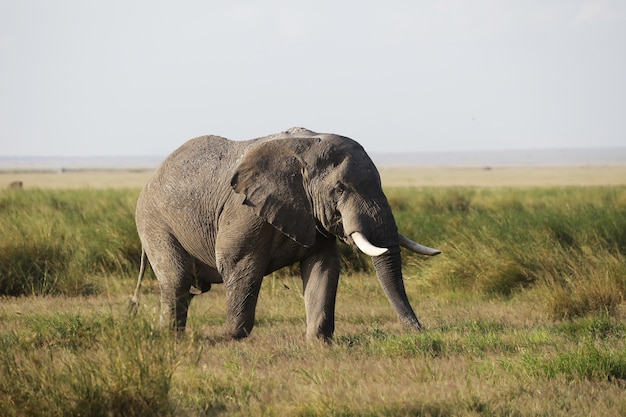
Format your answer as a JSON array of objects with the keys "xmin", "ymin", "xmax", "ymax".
[
  {"xmin": 225, "ymin": 322, "xmax": 254, "ymax": 340},
  {"xmin": 228, "ymin": 329, "xmax": 251, "ymax": 340}
]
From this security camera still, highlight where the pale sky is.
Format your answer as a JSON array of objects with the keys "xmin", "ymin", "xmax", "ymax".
[{"xmin": 1, "ymin": 1, "xmax": 625, "ymax": 157}]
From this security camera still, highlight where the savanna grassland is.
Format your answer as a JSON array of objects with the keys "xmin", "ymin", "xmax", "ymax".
[{"xmin": 1, "ymin": 168, "xmax": 625, "ymax": 416}]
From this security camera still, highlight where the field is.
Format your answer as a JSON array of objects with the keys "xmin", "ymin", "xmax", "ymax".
[
  {"xmin": 3, "ymin": 165, "xmax": 626, "ymax": 189},
  {"xmin": 1, "ymin": 168, "xmax": 625, "ymax": 416}
]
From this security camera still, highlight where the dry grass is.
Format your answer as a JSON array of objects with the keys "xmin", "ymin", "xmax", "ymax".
[
  {"xmin": 0, "ymin": 170, "xmax": 154, "ymax": 189},
  {"xmin": 2, "ymin": 166, "xmax": 626, "ymax": 190},
  {"xmin": 1, "ymin": 277, "xmax": 625, "ymax": 416},
  {"xmin": 379, "ymin": 166, "xmax": 626, "ymax": 187},
  {"xmin": 1, "ymin": 173, "xmax": 626, "ymax": 415}
]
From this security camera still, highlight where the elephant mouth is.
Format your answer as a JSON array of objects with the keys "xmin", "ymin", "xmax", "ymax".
[
  {"xmin": 315, "ymin": 222, "xmax": 332, "ymax": 238},
  {"xmin": 320, "ymin": 216, "xmax": 344, "ymax": 239}
]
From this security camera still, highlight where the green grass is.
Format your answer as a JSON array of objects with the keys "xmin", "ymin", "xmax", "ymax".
[
  {"xmin": 1, "ymin": 186, "xmax": 626, "ymax": 416},
  {"xmin": 0, "ymin": 309, "xmax": 176, "ymax": 417},
  {"xmin": 0, "ymin": 189, "xmax": 141, "ymax": 295},
  {"xmin": 387, "ymin": 186, "xmax": 626, "ymax": 317}
]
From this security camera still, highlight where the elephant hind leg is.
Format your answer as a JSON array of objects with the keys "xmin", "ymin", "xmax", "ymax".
[
  {"xmin": 143, "ymin": 232, "xmax": 195, "ymax": 332},
  {"xmin": 160, "ymin": 281, "xmax": 193, "ymax": 332}
]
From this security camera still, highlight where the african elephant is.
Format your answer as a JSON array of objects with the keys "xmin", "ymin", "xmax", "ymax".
[{"xmin": 131, "ymin": 127, "xmax": 440, "ymax": 341}]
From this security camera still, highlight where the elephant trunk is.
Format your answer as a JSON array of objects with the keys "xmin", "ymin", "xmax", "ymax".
[
  {"xmin": 343, "ymin": 198, "xmax": 429, "ymax": 331},
  {"xmin": 372, "ymin": 246, "xmax": 422, "ymax": 330}
]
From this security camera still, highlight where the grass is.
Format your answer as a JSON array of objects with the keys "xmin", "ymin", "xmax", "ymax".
[
  {"xmin": 1, "ymin": 185, "xmax": 625, "ymax": 416},
  {"xmin": 0, "ymin": 189, "xmax": 141, "ymax": 296},
  {"xmin": 4, "ymin": 166, "xmax": 626, "ymax": 189},
  {"xmin": 387, "ymin": 187, "xmax": 626, "ymax": 317}
]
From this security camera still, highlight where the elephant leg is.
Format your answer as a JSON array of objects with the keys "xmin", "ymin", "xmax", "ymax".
[
  {"xmin": 159, "ymin": 279, "xmax": 193, "ymax": 332},
  {"xmin": 143, "ymin": 232, "xmax": 194, "ymax": 332},
  {"xmin": 300, "ymin": 238, "xmax": 340, "ymax": 341},
  {"xmin": 222, "ymin": 273, "xmax": 263, "ymax": 339},
  {"xmin": 217, "ymin": 251, "xmax": 265, "ymax": 339},
  {"xmin": 216, "ymin": 217, "xmax": 273, "ymax": 339}
]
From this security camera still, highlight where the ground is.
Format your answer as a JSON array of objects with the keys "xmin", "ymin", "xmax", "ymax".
[{"xmin": 2, "ymin": 165, "xmax": 626, "ymax": 189}]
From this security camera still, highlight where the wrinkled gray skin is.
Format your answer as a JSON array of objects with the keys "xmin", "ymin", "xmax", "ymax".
[{"xmin": 133, "ymin": 128, "xmax": 438, "ymax": 341}]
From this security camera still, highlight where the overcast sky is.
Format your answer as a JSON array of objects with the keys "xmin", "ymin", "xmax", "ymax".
[{"xmin": 1, "ymin": 1, "xmax": 625, "ymax": 157}]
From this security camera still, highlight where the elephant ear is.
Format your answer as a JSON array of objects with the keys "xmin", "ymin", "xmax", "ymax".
[{"xmin": 230, "ymin": 139, "xmax": 317, "ymax": 247}]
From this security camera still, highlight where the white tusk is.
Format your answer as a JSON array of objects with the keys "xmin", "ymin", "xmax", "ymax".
[
  {"xmin": 398, "ymin": 233, "xmax": 442, "ymax": 256},
  {"xmin": 351, "ymin": 232, "xmax": 389, "ymax": 257}
]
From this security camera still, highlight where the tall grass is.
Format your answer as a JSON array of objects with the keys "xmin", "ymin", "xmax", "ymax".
[
  {"xmin": 0, "ymin": 189, "xmax": 141, "ymax": 295},
  {"xmin": 1, "ymin": 185, "xmax": 626, "ymax": 415},
  {"xmin": 1, "ymin": 292, "xmax": 625, "ymax": 416},
  {"xmin": 0, "ymin": 310, "xmax": 180, "ymax": 417},
  {"xmin": 1, "ymin": 186, "xmax": 625, "ymax": 317},
  {"xmin": 388, "ymin": 186, "xmax": 626, "ymax": 318}
]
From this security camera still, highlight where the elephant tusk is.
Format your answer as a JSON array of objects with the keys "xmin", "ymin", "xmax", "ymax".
[
  {"xmin": 398, "ymin": 233, "xmax": 442, "ymax": 256},
  {"xmin": 351, "ymin": 232, "xmax": 389, "ymax": 257}
]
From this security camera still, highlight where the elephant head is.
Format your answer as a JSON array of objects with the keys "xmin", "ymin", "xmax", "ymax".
[{"xmin": 231, "ymin": 130, "xmax": 440, "ymax": 330}]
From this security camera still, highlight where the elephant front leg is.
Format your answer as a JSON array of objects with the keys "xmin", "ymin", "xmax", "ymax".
[
  {"xmin": 222, "ymin": 269, "xmax": 264, "ymax": 339},
  {"xmin": 300, "ymin": 238, "xmax": 340, "ymax": 341}
]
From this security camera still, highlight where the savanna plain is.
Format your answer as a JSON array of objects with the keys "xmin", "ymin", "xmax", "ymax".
[{"xmin": 1, "ymin": 167, "xmax": 626, "ymax": 416}]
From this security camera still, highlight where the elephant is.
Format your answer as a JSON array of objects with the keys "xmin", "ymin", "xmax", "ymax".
[{"xmin": 131, "ymin": 127, "xmax": 440, "ymax": 341}]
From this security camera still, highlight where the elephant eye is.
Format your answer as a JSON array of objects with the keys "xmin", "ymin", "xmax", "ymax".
[{"xmin": 333, "ymin": 183, "xmax": 345, "ymax": 197}]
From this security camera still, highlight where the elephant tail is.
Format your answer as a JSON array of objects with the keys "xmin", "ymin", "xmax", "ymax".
[{"xmin": 128, "ymin": 248, "xmax": 148, "ymax": 316}]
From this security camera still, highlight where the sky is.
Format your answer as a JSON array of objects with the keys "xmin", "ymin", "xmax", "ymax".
[{"xmin": 1, "ymin": 1, "xmax": 625, "ymax": 157}]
